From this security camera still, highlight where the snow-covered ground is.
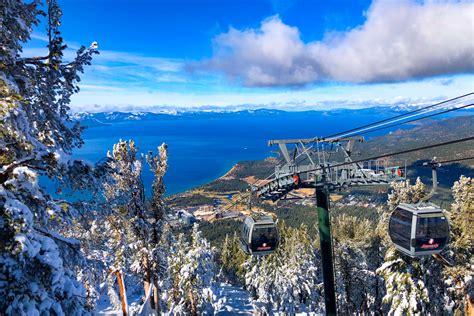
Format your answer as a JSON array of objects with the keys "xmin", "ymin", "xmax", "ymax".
[
  {"xmin": 95, "ymin": 282, "xmax": 254, "ymax": 315},
  {"xmin": 215, "ymin": 283, "xmax": 254, "ymax": 315},
  {"xmin": 94, "ymin": 291, "xmax": 142, "ymax": 315}
]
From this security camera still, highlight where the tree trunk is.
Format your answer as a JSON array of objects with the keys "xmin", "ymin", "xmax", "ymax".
[
  {"xmin": 153, "ymin": 280, "xmax": 160, "ymax": 314},
  {"xmin": 115, "ymin": 270, "xmax": 128, "ymax": 316},
  {"xmin": 188, "ymin": 288, "xmax": 197, "ymax": 316},
  {"xmin": 143, "ymin": 255, "xmax": 151, "ymax": 296},
  {"xmin": 465, "ymin": 294, "xmax": 473, "ymax": 316},
  {"xmin": 173, "ymin": 274, "xmax": 180, "ymax": 303}
]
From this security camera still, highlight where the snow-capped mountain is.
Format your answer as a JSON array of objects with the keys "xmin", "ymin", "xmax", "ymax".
[{"xmin": 70, "ymin": 104, "xmax": 474, "ymax": 126}]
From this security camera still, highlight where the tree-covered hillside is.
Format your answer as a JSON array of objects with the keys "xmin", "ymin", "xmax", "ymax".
[{"xmin": 357, "ymin": 115, "xmax": 474, "ymax": 164}]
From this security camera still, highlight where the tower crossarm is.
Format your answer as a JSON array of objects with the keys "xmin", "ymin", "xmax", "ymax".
[{"xmin": 256, "ymin": 136, "xmax": 406, "ymax": 201}]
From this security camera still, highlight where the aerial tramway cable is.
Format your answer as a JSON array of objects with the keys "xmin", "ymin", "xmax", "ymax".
[
  {"xmin": 287, "ymin": 136, "xmax": 474, "ymax": 177},
  {"xmin": 221, "ymin": 94, "xmax": 474, "ymax": 212},
  {"xmin": 341, "ymin": 103, "xmax": 473, "ymax": 139},
  {"xmin": 321, "ymin": 92, "xmax": 473, "ymax": 141},
  {"xmin": 264, "ymin": 97, "xmax": 473, "ymax": 182},
  {"xmin": 269, "ymin": 101, "xmax": 473, "ymax": 178},
  {"xmin": 427, "ymin": 156, "xmax": 474, "ymax": 165}
]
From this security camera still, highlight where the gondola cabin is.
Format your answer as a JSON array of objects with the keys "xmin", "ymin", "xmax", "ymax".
[
  {"xmin": 240, "ymin": 216, "xmax": 279, "ymax": 256},
  {"xmin": 388, "ymin": 203, "xmax": 450, "ymax": 257}
]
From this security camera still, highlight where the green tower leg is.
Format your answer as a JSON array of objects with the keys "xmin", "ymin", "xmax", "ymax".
[{"xmin": 316, "ymin": 187, "xmax": 337, "ymax": 315}]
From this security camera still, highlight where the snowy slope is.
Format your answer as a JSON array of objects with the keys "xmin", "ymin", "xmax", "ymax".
[{"xmin": 215, "ymin": 283, "xmax": 254, "ymax": 315}]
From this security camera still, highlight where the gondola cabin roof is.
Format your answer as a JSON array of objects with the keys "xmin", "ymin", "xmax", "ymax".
[
  {"xmin": 244, "ymin": 215, "xmax": 275, "ymax": 226},
  {"xmin": 397, "ymin": 202, "xmax": 445, "ymax": 214}
]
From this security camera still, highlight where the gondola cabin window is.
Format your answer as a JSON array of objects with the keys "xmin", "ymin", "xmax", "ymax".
[
  {"xmin": 241, "ymin": 223, "xmax": 248, "ymax": 242},
  {"xmin": 389, "ymin": 208, "xmax": 413, "ymax": 251},
  {"xmin": 415, "ymin": 214, "xmax": 449, "ymax": 252},
  {"xmin": 250, "ymin": 225, "xmax": 278, "ymax": 253}
]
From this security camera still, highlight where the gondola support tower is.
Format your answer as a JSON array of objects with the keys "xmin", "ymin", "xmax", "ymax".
[
  {"xmin": 255, "ymin": 136, "xmax": 407, "ymax": 315},
  {"xmin": 316, "ymin": 183, "xmax": 337, "ymax": 315}
]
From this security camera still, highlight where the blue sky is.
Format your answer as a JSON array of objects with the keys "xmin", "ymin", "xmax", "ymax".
[{"xmin": 26, "ymin": 0, "xmax": 474, "ymax": 112}]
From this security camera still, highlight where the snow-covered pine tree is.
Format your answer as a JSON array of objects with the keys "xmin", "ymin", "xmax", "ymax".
[
  {"xmin": 230, "ymin": 231, "xmax": 247, "ymax": 281},
  {"xmin": 103, "ymin": 141, "xmax": 145, "ymax": 260},
  {"xmin": 102, "ymin": 139, "xmax": 153, "ymax": 307},
  {"xmin": 277, "ymin": 224, "xmax": 322, "ymax": 313},
  {"xmin": 169, "ymin": 224, "xmax": 216, "ymax": 315},
  {"xmin": 244, "ymin": 222, "xmax": 323, "ymax": 314},
  {"xmin": 333, "ymin": 214, "xmax": 385, "ymax": 314},
  {"xmin": 155, "ymin": 222, "xmax": 175, "ymax": 313},
  {"xmin": 219, "ymin": 231, "xmax": 246, "ymax": 284},
  {"xmin": 387, "ymin": 177, "xmax": 426, "ymax": 210},
  {"xmin": 377, "ymin": 248, "xmax": 430, "ymax": 314},
  {"xmin": 169, "ymin": 233, "xmax": 189, "ymax": 313},
  {"xmin": 243, "ymin": 255, "xmax": 268, "ymax": 312},
  {"xmin": 219, "ymin": 233, "xmax": 232, "ymax": 279},
  {"xmin": 57, "ymin": 200, "xmax": 112, "ymax": 310},
  {"xmin": 144, "ymin": 143, "xmax": 169, "ymax": 311},
  {"xmin": 146, "ymin": 143, "xmax": 168, "ymax": 221},
  {"xmin": 1, "ymin": 0, "xmax": 99, "ymax": 314},
  {"xmin": 444, "ymin": 176, "xmax": 473, "ymax": 313},
  {"xmin": 68, "ymin": 140, "xmax": 169, "ymax": 310}
]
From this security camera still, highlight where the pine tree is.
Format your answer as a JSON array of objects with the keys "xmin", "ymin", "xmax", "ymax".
[
  {"xmin": 387, "ymin": 177, "xmax": 426, "ymax": 210},
  {"xmin": 244, "ymin": 222, "xmax": 323, "ymax": 314},
  {"xmin": 169, "ymin": 225, "xmax": 216, "ymax": 315},
  {"xmin": 230, "ymin": 231, "xmax": 247, "ymax": 282},
  {"xmin": 103, "ymin": 140, "xmax": 148, "ymax": 273},
  {"xmin": 219, "ymin": 234, "xmax": 232, "ymax": 280},
  {"xmin": 169, "ymin": 233, "xmax": 189, "ymax": 314},
  {"xmin": 377, "ymin": 248, "xmax": 430, "ymax": 314},
  {"xmin": 155, "ymin": 223, "xmax": 175, "ymax": 312},
  {"xmin": 145, "ymin": 143, "xmax": 170, "ymax": 312},
  {"xmin": 444, "ymin": 176, "xmax": 473, "ymax": 313},
  {"xmin": 219, "ymin": 231, "xmax": 246, "ymax": 284},
  {"xmin": 103, "ymin": 140, "xmax": 171, "ymax": 308},
  {"xmin": 333, "ymin": 214, "xmax": 385, "ymax": 314},
  {"xmin": 277, "ymin": 224, "xmax": 322, "ymax": 313},
  {"xmin": 60, "ymin": 201, "xmax": 113, "ymax": 310},
  {"xmin": 1, "ymin": 0, "xmax": 99, "ymax": 313}
]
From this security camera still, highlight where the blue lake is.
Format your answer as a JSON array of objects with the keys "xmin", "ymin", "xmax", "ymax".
[{"xmin": 69, "ymin": 109, "xmax": 470, "ymax": 196}]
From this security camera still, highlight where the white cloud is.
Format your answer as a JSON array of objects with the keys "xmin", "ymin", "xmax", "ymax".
[
  {"xmin": 70, "ymin": 74, "xmax": 474, "ymax": 111},
  {"xmin": 30, "ymin": 33, "xmax": 49, "ymax": 42},
  {"xmin": 199, "ymin": 0, "xmax": 474, "ymax": 86},
  {"xmin": 29, "ymin": 32, "xmax": 82, "ymax": 49},
  {"xmin": 96, "ymin": 50, "xmax": 183, "ymax": 73},
  {"xmin": 21, "ymin": 46, "xmax": 185, "ymax": 81},
  {"xmin": 81, "ymin": 50, "xmax": 187, "ymax": 87}
]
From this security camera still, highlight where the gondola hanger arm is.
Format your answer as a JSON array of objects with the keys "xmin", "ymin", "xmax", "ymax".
[
  {"xmin": 432, "ymin": 254, "xmax": 454, "ymax": 268},
  {"xmin": 419, "ymin": 158, "xmax": 441, "ymax": 203}
]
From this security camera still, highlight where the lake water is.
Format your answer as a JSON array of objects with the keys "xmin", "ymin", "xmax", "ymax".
[{"xmin": 70, "ymin": 108, "xmax": 470, "ymax": 195}]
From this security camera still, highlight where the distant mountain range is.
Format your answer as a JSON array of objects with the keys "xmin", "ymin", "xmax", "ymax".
[
  {"xmin": 71, "ymin": 105, "xmax": 474, "ymax": 127},
  {"xmin": 71, "ymin": 94, "xmax": 473, "ymax": 114}
]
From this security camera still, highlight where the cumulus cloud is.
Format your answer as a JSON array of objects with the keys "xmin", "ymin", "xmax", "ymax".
[{"xmin": 199, "ymin": 0, "xmax": 474, "ymax": 86}]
